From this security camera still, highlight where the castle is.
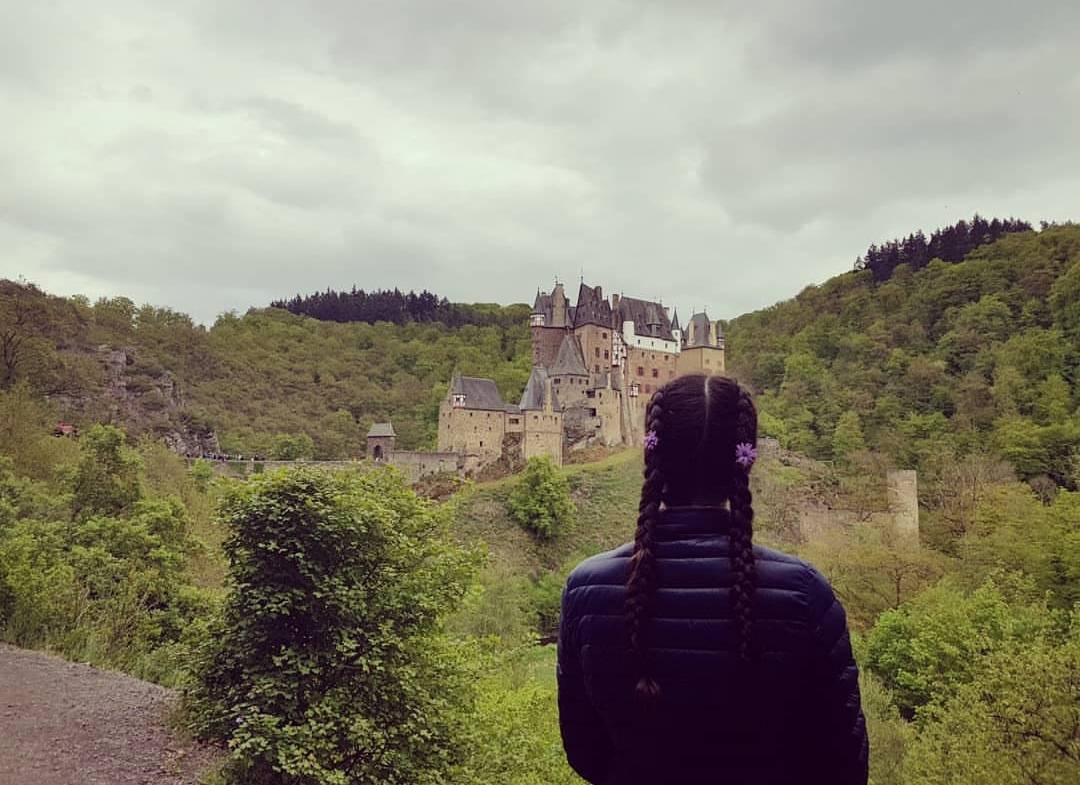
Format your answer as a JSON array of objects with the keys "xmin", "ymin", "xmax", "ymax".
[{"xmin": 430, "ymin": 281, "xmax": 726, "ymax": 470}]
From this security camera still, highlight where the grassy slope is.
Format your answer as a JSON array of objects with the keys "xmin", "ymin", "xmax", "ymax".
[{"xmin": 449, "ymin": 446, "xmax": 829, "ymax": 580}]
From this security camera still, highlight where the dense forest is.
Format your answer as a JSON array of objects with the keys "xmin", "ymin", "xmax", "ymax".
[
  {"xmin": 728, "ymin": 224, "xmax": 1080, "ymax": 496},
  {"xmin": 0, "ymin": 280, "xmax": 532, "ymax": 457},
  {"xmin": 270, "ymin": 286, "xmax": 523, "ymax": 328},
  {"xmin": 854, "ymin": 215, "xmax": 1033, "ymax": 281}
]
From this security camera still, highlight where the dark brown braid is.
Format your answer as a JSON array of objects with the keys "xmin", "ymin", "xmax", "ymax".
[
  {"xmin": 729, "ymin": 387, "xmax": 758, "ymax": 664},
  {"xmin": 625, "ymin": 374, "xmax": 760, "ymax": 702},
  {"xmin": 626, "ymin": 389, "xmax": 665, "ymax": 702}
]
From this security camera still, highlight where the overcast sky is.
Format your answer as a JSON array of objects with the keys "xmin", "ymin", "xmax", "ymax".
[{"xmin": 2, "ymin": 1, "xmax": 1078, "ymax": 324}]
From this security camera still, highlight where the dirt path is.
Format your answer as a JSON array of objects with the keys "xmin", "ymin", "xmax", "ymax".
[{"xmin": 0, "ymin": 644, "xmax": 219, "ymax": 785}]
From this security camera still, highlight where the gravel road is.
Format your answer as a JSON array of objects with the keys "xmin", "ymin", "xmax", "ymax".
[{"xmin": 0, "ymin": 644, "xmax": 218, "ymax": 785}]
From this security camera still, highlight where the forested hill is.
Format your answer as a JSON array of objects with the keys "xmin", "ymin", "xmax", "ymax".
[
  {"xmin": 854, "ymin": 215, "xmax": 1032, "ymax": 281},
  {"xmin": 0, "ymin": 280, "xmax": 532, "ymax": 458},
  {"xmin": 726, "ymin": 223, "xmax": 1080, "ymax": 487},
  {"xmin": 271, "ymin": 286, "xmax": 522, "ymax": 328}
]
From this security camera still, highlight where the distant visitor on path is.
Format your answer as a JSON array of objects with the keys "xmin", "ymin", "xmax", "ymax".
[{"xmin": 557, "ymin": 374, "xmax": 868, "ymax": 784}]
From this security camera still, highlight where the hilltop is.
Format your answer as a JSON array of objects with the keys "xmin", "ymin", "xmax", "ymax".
[
  {"xmin": 727, "ymin": 223, "xmax": 1080, "ymax": 488},
  {"xmin": 0, "ymin": 280, "xmax": 532, "ymax": 458}
]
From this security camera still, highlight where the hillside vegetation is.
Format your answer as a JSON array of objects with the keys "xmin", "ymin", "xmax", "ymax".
[
  {"xmin": 0, "ymin": 280, "xmax": 531, "ymax": 457},
  {"xmin": 727, "ymin": 224, "xmax": 1080, "ymax": 490}
]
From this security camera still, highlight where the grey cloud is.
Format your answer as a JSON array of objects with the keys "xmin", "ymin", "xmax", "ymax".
[{"xmin": 1, "ymin": 1, "xmax": 1078, "ymax": 324}]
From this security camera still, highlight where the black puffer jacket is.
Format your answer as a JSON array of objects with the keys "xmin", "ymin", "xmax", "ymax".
[{"xmin": 557, "ymin": 506, "xmax": 868, "ymax": 785}]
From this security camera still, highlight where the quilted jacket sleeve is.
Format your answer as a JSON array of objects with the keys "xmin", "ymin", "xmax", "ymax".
[
  {"xmin": 805, "ymin": 568, "xmax": 869, "ymax": 785},
  {"xmin": 556, "ymin": 583, "xmax": 613, "ymax": 784}
]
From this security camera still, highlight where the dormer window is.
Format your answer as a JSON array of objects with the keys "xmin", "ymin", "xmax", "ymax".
[
  {"xmin": 452, "ymin": 393, "xmax": 466, "ymax": 407},
  {"xmin": 530, "ymin": 314, "xmax": 546, "ymax": 326}
]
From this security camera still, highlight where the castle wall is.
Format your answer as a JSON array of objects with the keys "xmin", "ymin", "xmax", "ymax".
[
  {"xmin": 677, "ymin": 346, "xmax": 726, "ymax": 376},
  {"xmin": 389, "ymin": 451, "xmax": 462, "ymax": 482},
  {"xmin": 551, "ymin": 374, "xmax": 590, "ymax": 405},
  {"xmin": 887, "ymin": 469, "xmax": 920, "ymax": 540},
  {"xmin": 531, "ymin": 325, "xmax": 565, "ymax": 368},
  {"xmin": 437, "ymin": 401, "xmax": 506, "ymax": 463},
  {"xmin": 592, "ymin": 387, "xmax": 625, "ymax": 445},
  {"xmin": 522, "ymin": 410, "xmax": 563, "ymax": 465},
  {"xmin": 625, "ymin": 345, "xmax": 679, "ymax": 425},
  {"xmin": 574, "ymin": 323, "xmax": 613, "ymax": 385}
]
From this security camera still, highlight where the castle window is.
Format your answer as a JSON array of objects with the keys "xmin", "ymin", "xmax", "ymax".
[
  {"xmin": 636, "ymin": 366, "xmax": 644, "ymax": 376},
  {"xmin": 651, "ymin": 368, "xmax": 658, "ymax": 378},
  {"xmin": 602, "ymin": 332, "xmax": 607, "ymax": 338},
  {"xmin": 603, "ymin": 350, "xmax": 609, "ymax": 359},
  {"xmin": 586, "ymin": 389, "xmax": 595, "ymax": 399},
  {"xmin": 480, "ymin": 440, "xmax": 483, "ymax": 447},
  {"xmin": 553, "ymin": 377, "xmax": 560, "ymax": 384},
  {"xmin": 509, "ymin": 417, "xmax": 520, "ymax": 424},
  {"xmin": 595, "ymin": 364, "xmax": 600, "ymax": 373},
  {"xmin": 595, "ymin": 347, "xmax": 600, "ymax": 357},
  {"xmin": 452, "ymin": 393, "xmax": 466, "ymax": 407}
]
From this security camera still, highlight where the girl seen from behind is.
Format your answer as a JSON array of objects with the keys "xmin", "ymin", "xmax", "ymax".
[{"xmin": 557, "ymin": 374, "xmax": 868, "ymax": 784}]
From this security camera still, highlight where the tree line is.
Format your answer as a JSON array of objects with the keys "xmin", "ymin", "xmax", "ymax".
[
  {"xmin": 855, "ymin": 215, "xmax": 1033, "ymax": 282},
  {"xmin": 271, "ymin": 286, "xmax": 523, "ymax": 329}
]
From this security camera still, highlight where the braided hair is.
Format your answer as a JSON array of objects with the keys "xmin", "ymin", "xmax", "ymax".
[
  {"xmin": 626, "ymin": 389, "xmax": 666, "ymax": 702},
  {"xmin": 625, "ymin": 374, "xmax": 759, "ymax": 703}
]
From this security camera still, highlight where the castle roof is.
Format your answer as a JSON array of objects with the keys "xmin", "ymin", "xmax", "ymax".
[
  {"xmin": 573, "ymin": 282, "xmax": 613, "ymax": 329},
  {"xmin": 550, "ymin": 334, "xmax": 589, "ymax": 377},
  {"xmin": 367, "ymin": 422, "xmax": 396, "ymax": 438},
  {"xmin": 532, "ymin": 282, "xmax": 571, "ymax": 328},
  {"xmin": 615, "ymin": 295, "xmax": 676, "ymax": 341},
  {"xmin": 532, "ymin": 289, "xmax": 551, "ymax": 315},
  {"xmin": 670, "ymin": 309, "xmax": 680, "ymax": 332},
  {"xmin": 519, "ymin": 367, "xmax": 560, "ymax": 411},
  {"xmin": 685, "ymin": 311, "xmax": 723, "ymax": 347},
  {"xmin": 450, "ymin": 373, "xmax": 514, "ymax": 412}
]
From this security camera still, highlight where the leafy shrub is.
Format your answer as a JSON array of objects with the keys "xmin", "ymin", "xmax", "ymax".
[
  {"xmin": 70, "ymin": 424, "xmax": 143, "ymax": 519},
  {"xmin": 508, "ymin": 457, "xmax": 574, "ymax": 540},
  {"xmin": 902, "ymin": 619, "xmax": 1080, "ymax": 785},
  {"xmin": 268, "ymin": 432, "xmax": 316, "ymax": 460},
  {"xmin": 864, "ymin": 575, "xmax": 1068, "ymax": 718},
  {"xmin": 185, "ymin": 467, "xmax": 480, "ymax": 785},
  {"xmin": 0, "ymin": 497, "xmax": 210, "ymax": 683},
  {"xmin": 455, "ymin": 649, "xmax": 582, "ymax": 785}
]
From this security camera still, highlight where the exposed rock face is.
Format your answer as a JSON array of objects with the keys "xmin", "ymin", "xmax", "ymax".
[{"xmin": 48, "ymin": 345, "xmax": 219, "ymax": 455}]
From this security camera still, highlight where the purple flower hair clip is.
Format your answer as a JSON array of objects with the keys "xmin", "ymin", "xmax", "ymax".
[
  {"xmin": 643, "ymin": 430, "xmax": 659, "ymax": 452},
  {"xmin": 734, "ymin": 442, "xmax": 757, "ymax": 470}
]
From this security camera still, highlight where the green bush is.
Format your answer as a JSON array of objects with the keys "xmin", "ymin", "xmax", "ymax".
[
  {"xmin": 70, "ymin": 424, "xmax": 143, "ymax": 520},
  {"xmin": 268, "ymin": 432, "xmax": 316, "ymax": 461},
  {"xmin": 864, "ymin": 575, "xmax": 1069, "ymax": 718},
  {"xmin": 0, "ymin": 496, "xmax": 210, "ymax": 683},
  {"xmin": 185, "ymin": 467, "xmax": 481, "ymax": 785},
  {"xmin": 508, "ymin": 458, "xmax": 574, "ymax": 540},
  {"xmin": 902, "ymin": 618, "xmax": 1080, "ymax": 785}
]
